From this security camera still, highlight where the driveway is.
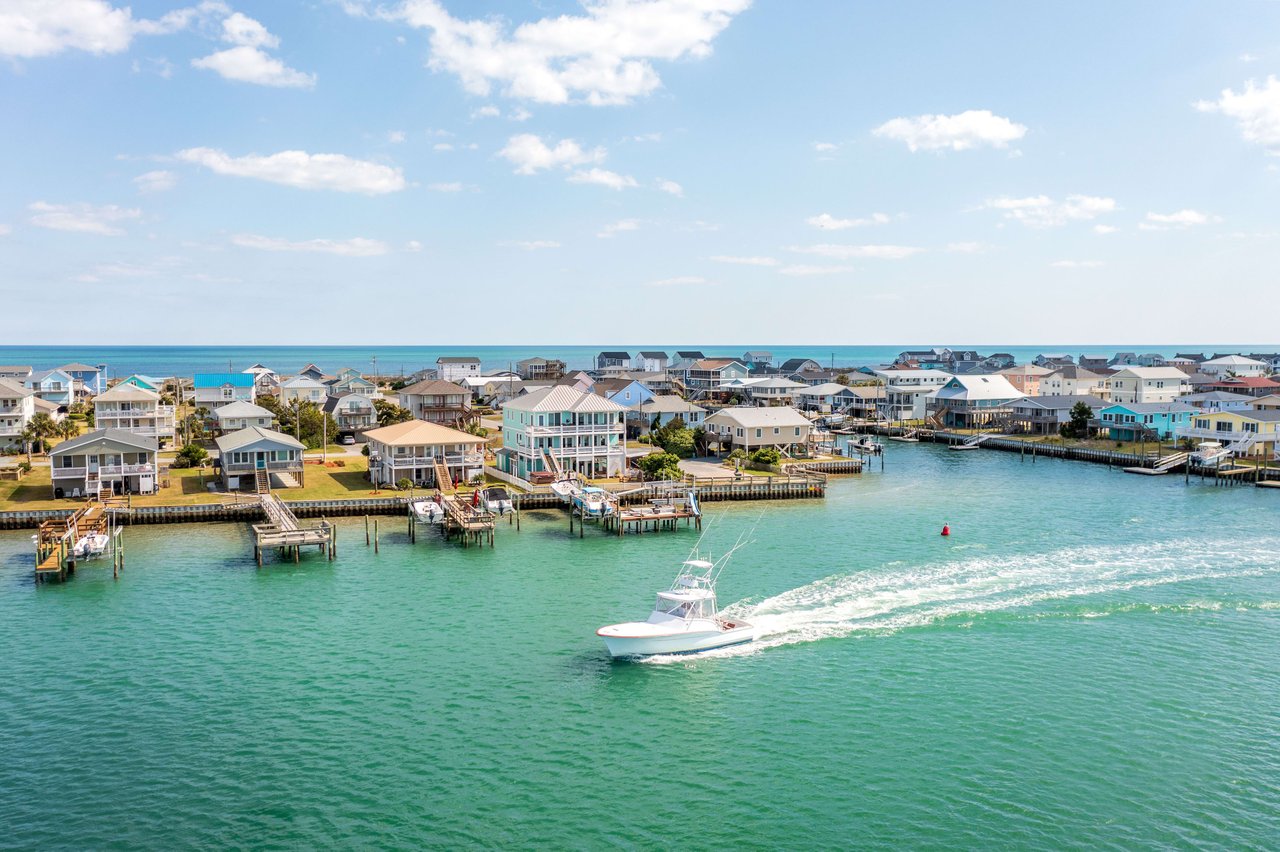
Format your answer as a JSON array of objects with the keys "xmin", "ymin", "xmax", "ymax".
[{"xmin": 678, "ymin": 456, "xmax": 732, "ymax": 478}]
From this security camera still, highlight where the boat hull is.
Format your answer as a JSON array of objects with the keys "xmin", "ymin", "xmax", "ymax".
[{"xmin": 598, "ymin": 623, "xmax": 755, "ymax": 658}]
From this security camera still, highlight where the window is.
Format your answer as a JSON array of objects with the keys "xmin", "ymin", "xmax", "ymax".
[
  {"xmin": 755, "ymin": 428, "xmax": 762, "ymax": 438},
  {"xmin": 1242, "ymin": 422, "xmax": 1258, "ymax": 434}
]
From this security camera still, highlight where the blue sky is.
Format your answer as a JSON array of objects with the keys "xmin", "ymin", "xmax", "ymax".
[{"xmin": 3, "ymin": 1, "xmax": 1279, "ymax": 346}]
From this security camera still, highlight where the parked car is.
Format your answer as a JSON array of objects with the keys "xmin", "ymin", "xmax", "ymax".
[{"xmin": 340, "ymin": 435, "xmax": 356, "ymax": 445}]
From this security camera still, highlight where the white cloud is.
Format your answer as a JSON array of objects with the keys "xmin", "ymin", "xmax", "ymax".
[
  {"xmin": 192, "ymin": 45, "xmax": 315, "ymax": 88},
  {"xmin": 471, "ymin": 104, "xmax": 500, "ymax": 119},
  {"xmin": 567, "ymin": 168, "xmax": 638, "ymax": 190},
  {"xmin": 404, "ymin": 240, "xmax": 423, "ymax": 251},
  {"xmin": 220, "ymin": 11, "xmax": 275, "ymax": 48},
  {"xmin": 645, "ymin": 275, "xmax": 713, "ymax": 288},
  {"xmin": 381, "ymin": 0, "xmax": 749, "ymax": 105},
  {"xmin": 788, "ymin": 244, "xmax": 923, "ymax": 260},
  {"xmin": 498, "ymin": 133, "xmax": 604, "ymax": 174},
  {"xmin": 946, "ymin": 241, "xmax": 987, "ymax": 254},
  {"xmin": 1240, "ymin": 53, "xmax": 1258, "ymax": 63},
  {"xmin": 1138, "ymin": 209, "xmax": 1219, "ymax": 230},
  {"xmin": 133, "ymin": 169, "xmax": 177, "ymax": 193},
  {"xmin": 28, "ymin": 201, "xmax": 140, "ymax": 236},
  {"xmin": 505, "ymin": 239, "xmax": 560, "ymax": 250},
  {"xmin": 656, "ymin": 178, "xmax": 684, "ymax": 197},
  {"xmin": 175, "ymin": 147, "xmax": 405, "ymax": 194},
  {"xmin": 433, "ymin": 142, "xmax": 454, "ymax": 151},
  {"xmin": 632, "ymin": 132, "xmax": 663, "ymax": 143},
  {"xmin": 981, "ymin": 194, "xmax": 1117, "ymax": 228},
  {"xmin": 813, "ymin": 142, "xmax": 838, "ymax": 152},
  {"xmin": 597, "ymin": 218, "xmax": 640, "ymax": 238},
  {"xmin": 508, "ymin": 107, "xmax": 532, "ymax": 122},
  {"xmin": 874, "ymin": 109, "xmax": 1027, "ymax": 152},
  {"xmin": 0, "ymin": 0, "xmax": 198, "ymax": 58},
  {"xmin": 428, "ymin": 181, "xmax": 463, "ymax": 192},
  {"xmin": 1050, "ymin": 260, "xmax": 1104, "ymax": 269},
  {"xmin": 231, "ymin": 234, "xmax": 390, "ymax": 256},
  {"xmin": 1195, "ymin": 76, "xmax": 1280, "ymax": 148},
  {"xmin": 778, "ymin": 264, "xmax": 853, "ymax": 277},
  {"xmin": 388, "ymin": 130, "xmax": 407, "ymax": 143},
  {"xmin": 1093, "ymin": 224, "xmax": 1118, "ymax": 235},
  {"xmin": 807, "ymin": 212, "xmax": 890, "ymax": 230},
  {"xmin": 709, "ymin": 255, "xmax": 778, "ymax": 266}
]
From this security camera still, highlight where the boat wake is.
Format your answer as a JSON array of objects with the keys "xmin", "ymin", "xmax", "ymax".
[{"xmin": 640, "ymin": 537, "xmax": 1280, "ymax": 663}]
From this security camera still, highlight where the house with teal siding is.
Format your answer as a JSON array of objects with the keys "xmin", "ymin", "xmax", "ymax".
[{"xmin": 1098, "ymin": 402, "xmax": 1195, "ymax": 441}]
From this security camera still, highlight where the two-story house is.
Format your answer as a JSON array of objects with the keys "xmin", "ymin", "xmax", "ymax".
[
  {"xmin": 436, "ymin": 356, "xmax": 481, "ymax": 383},
  {"xmin": 871, "ymin": 368, "xmax": 953, "ymax": 421},
  {"xmin": 591, "ymin": 378, "xmax": 655, "ymax": 409},
  {"xmin": 193, "ymin": 373, "xmax": 256, "ymax": 410},
  {"xmin": 49, "ymin": 429, "xmax": 158, "ymax": 498},
  {"xmin": 1039, "ymin": 366, "xmax": 1109, "ymax": 398},
  {"xmin": 1178, "ymin": 409, "xmax": 1280, "ymax": 458},
  {"xmin": 328, "ymin": 369, "xmax": 377, "ymax": 397},
  {"xmin": 1199, "ymin": 355, "xmax": 1269, "ymax": 379},
  {"xmin": 999, "ymin": 364, "xmax": 1052, "ymax": 396},
  {"xmin": 0, "ymin": 378, "xmax": 35, "ymax": 447},
  {"xmin": 214, "ymin": 426, "xmax": 307, "ymax": 491},
  {"xmin": 93, "ymin": 383, "xmax": 175, "ymax": 444},
  {"xmin": 516, "ymin": 357, "xmax": 567, "ymax": 381},
  {"xmin": 927, "ymin": 374, "xmax": 1022, "ymax": 429},
  {"xmin": 499, "ymin": 385, "xmax": 627, "ymax": 480},
  {"xmin": 324, "ymin": 393, "xmax": 377, "ymax": 436},
  {"xmin": 1009, "ymin": 394, "xmax": 1107, "ymax": 436},
  {"xmin": 687, "ymin": 359, "xmax": 749, "ymax": 392},
  {"xmin": 1107, "ymin": 367, "xmax": 1190, "ymax": 404},
  {"xmin": 795, "ymin": 382, "xmax": 861, "ymax": 414},
  {"xmin": 595, "ymin": 351, "xmax": 631, "ymax": 371},
  {"xmin": 365, "ymin": 419, "xmax": 487, "ymax": 488},
  {"xmin": 742, "ymin": 351, "xmax": 774, "ymax": 370},
  {"xmin": 399, "ymin": 378, "xmax": 474, "ymax": 427},
  {"xmin": 0, "ymin": 365, "xmax": 33, "ymax": 381},
  {"xmin": 628, "ymin": 395, "xmax": 706, "ymax": 436},
  {"xmin": 635, "ymin": 351, "xmax": 669, "ymax": 372},
  {"xmin": 25, "ymin": 369, "xmax": 76, "ymax": 410},
  {"xmin": 58, "ymin": 363, "xmax": 106, "ymax": 396},
  {"xmin": 1098, "ymin": 402, "xmax": 1195, "ymax": 441},
  {"xmin": 745, "ymin": 377, "xmax": 806, "ymax": 407}
]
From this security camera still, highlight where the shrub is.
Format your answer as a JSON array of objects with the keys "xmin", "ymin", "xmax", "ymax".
[
  {"xmin": 750, "ymin": 447, "xmax": 781, "ymax": 465},
  {"xmin": 18, "ymin": 461, "xmax": 32, "ymax": 474},
  {"xmin": 361, "ymin": 444, "xmax": 370, "ymax": 456},
  {"xmin": 637, "ymin": 434, "xmax": 651, "ymax": 444},
  {"xmin": 176, "ymin": 444, "xmax": 208, "ymax": 468},
  {"xmin": 726, "ymin": 448, "xmax": 748, "ymax": 463},
  {"xmin": 396, "ymin": 477, "xmax": 413, "ymax": 490},
  {"xmin": 636, "ymin": 451, "xmax": 684, "ymax": 482}
]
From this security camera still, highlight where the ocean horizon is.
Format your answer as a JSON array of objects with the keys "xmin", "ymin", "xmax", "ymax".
[{"xmin": 0, "ymin": 343, "xmax": 1270, "ymax": 380}]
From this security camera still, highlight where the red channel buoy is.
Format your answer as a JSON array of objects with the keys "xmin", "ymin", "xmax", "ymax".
[{"xmin": 941, "ymin": 523, "xmax": 950, "ymax": 537}]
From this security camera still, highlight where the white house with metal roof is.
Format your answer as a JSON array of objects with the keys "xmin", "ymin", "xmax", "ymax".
[
  {"xmin": 364, "ymin": 419, "xmax": 487, "ymax": 488},
  {"xmin": 0, "ymin": 378, "xmax": 35, "ymax": 447},
  {"xmin": 1107, "ymin": 367, "xmax": 1190, "ymax": 404},
  {"xmin": 214, "ymin": 400, "xmax": 277, "ymax": 433},
  {"xmin": 499, "ymin": 385, "xmax": 627, "ymax": 479},
  {"xmin": 927, "ymin": 374, "xmax": 1023, "ymax": 428},
  {"xmin": 49, "ymin": 429, "xmax": 159, "ymax": 498},
  {"xmin": 1199, "ymin": 355, "xmax": 1269, "ymax": 379},
  {"xmin": 436, "ymin": 356, "xmax": 482, "ymax": 383},
  {"xmin": 279, "ymin": 375, "xmax": 329, "ymax": 405}
]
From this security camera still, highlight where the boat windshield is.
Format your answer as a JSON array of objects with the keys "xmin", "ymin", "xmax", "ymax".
[{"xmin": 655, "ymin": 595, "xmax": 712, "ymax": 619}]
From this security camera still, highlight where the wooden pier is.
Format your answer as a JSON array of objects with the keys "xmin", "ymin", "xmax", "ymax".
[
  {"xmin": 440, "ymin": 493, "xmax": 496, "ymax": 546},
  {"xmin": 33, "ymin": 502, "xmax": 125, "ymax": 583},
  {"xmin": 251, "ymin": 494, "xmax": 335, "ymax": 565}
]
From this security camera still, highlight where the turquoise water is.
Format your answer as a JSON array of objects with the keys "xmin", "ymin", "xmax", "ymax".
[
  {"xmin": 0, "ymin": 343, "xmax": 1255, "ymax": 378},
  {"xmin": 2, "ymin": 444, "xmax": 1278, "ymax": 849}
]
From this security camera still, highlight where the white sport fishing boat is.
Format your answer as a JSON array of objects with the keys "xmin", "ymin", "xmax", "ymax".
[
  {"xmin": 73, "ymin": 533, "xmax": 109, "ymax": 559},
  {"xmin": 411, "ymin": 498, "xmax": 444, "ymax": 524},
  {"xmin": 573, "ymin": 486, "xmax": 615, "ymax": 518},
  {"xmin": 597, "ymin": 539, "xmax": 755, "ymax": 658},
  {"xmin": 550, "ymin": 477, "xmax": 580, "ymax": 504}
]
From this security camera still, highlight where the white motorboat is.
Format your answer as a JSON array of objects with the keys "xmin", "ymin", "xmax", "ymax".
[
  {"xmin": 597, "ymin": 542, "xmax": 755, "ymax": 658},
  {"xmin": 573, "ymin": 486, "xmax": 615, "ymax": 518},
  {"xmin": 481, "ymin": 486, "xmax": 513, "ymax": 515},
  {"xmin": 73, "ymin": 533, "xmax": 109, "ymax": 559},
  {"xmin": 550, "ymin": 477, "xmax": 580, "ymax": 504},
  {"xmin": 411, "ymin": 498, "xmax": 444, "ymax": 524}
]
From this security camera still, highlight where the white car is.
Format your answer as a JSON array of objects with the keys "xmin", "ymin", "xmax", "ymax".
[{"xmin": 340, "ymin": 435, "xmax": 356, "ymax": 445}]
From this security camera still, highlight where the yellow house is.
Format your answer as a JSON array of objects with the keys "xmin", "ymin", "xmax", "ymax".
[{"xmin": 1177, "ymin": 409, "xmax": 1280, "ymax": 456}]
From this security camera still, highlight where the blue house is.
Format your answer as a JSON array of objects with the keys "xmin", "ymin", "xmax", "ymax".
[
  {"xmin": 193, "ymin": 373, "xmax": 257, "ymax": 410},
  {"xmin": 59, "ymin": 363, "xmax": 106, "ymax": 395},
  {"xmin": 120, "ymin": 374, "xmax": 166, "ymax": 392},
  {"xmin": 25, "ymin": 369, "xmax": 76, "ymax": 408},
  {"xmin": 1098, "ymin": 402, "xmax": 1195, "ymax": 441},
  {"xmin": 601, "ymin": 379, "xmax": 655, "ymax": 409}
]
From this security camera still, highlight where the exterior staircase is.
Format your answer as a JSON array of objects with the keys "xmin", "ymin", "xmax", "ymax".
[
  {"xmin": 255, "ymin": 468, "xmax": 270, "ymax": 494},
  {"xmin": 542, "ymin": 449, "xmax": 564, "ymax": 478},
  {"xmin": 274, "ymin": 471, "xmax": 300, "ymax": 489},
  {"xmin": 434, "ymin": 460, "xmax": 454, "ymax": 493},
  {"xmin": 1152, "ymin": 451, "xmax": 1189, "ymax": 472}
]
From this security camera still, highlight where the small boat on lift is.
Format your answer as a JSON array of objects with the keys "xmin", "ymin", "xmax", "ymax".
[
  {"xmin": 411, "ymin": 498, "xmax": 444, "ymax": 524},
  {"xmin": 573, "ymin": 486, "xmax": 615, "ymax": 518},
  {"xmin": 73, "ymin": 533, "xmax": 109, "ymax": 559},
  {"xmin": 550, "ymin": 477, "xmax": 581, "ymax": 504},
  {"xmin": 480, "ymin": 486, "xmax": 513, "ymax": 515},
  {"xmin": 597, "ymin": 536, "xmax": 755, "ymax": 658}
]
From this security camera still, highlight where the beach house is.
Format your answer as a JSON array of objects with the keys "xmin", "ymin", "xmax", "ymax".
[
  {"xmin": 92, "ymin": 383, "xmax": 176, "ymax": 443},
  {"xmin": 872, "ymin": 368, "xmax": 953, "ymax": 421},
  {"xmin": 0, "ymin": 366, "xmax": 33, "ymax": 381},
  {"xmin": 779, "ymin": 357, "xmax": 823, "ymax": 375},
  {"xmin": 193, "ymin": 373, "xmax": 256, "ymax": 410},
  {"xmin": 1008, "ymin": 394, "xmax": 1107, "ymax": 436},
  {"xmin": 1176, "ymin": 409, "xmax": 1280, "ymax": 458},
  {"xmin": 742, "ymin": 351, "xmax": 774, "ymax": 370},
  {"xmin": 1199, "ymin": 355, "xmax": 1269, "ymax": 379},
  {"xmin": 592, "ymin": 378, "xmax": 655, "ymax": 409},
  {"xmin": 635, "ymin": 351, "xmax": 669, "ymax": 372},
  {"xmin": 327, "ymin": 370, "xmax": 377, "ymax": 398},
  {"xmin": 398, "ymin": 378, "xmax": 473, "ymax": 426},
  {"xmin": 323, "ymin": 393, "xmax": 377, "ymax": 436},
  {"xmin": 214, "ymin": 427, "xmax": 307, "ymax": 491},
  {"xmin": 58, "ymin": 363, "xmax": 106, "ymax": 396},
  {"xmin": 687, "ymin": 359, "xmax": 749, "ymax": 392},
  {"xmin": 498, "ymin": 386, "xmax": 627, "ymax": 480},
  {"xmin": 795, "ymin": 382, "xmax": 860, "ymax": 414},
  {"xmin": 49, "ymin": 429, "xmax": 158, "ymax": 498},
  {"xmin": 279, "ymin": 376, "xmax": 329, "ymax": 405},
  {"xmin": 744, "ymin": 377, "xmax": 806, "ymax": 406},
  {"xmin": 1106, "ymin": 367, "xmax": 1189, "ymax": 404},
  {"xmin": 516, "ymin": 357, "xmax": 566, "ymax": 381},
  {"xmin": 628, "ymin": 395, "xmax": 705, "ymax": 435},
  {"xmin": 297, "ymin": 363, "xmax": 328, "ymax": 381},
  {"xmin": 999, "ymin": 364, "xmax": 1052, "ymax": 396},
  {"xmin": 927, "ymin": 374, "xmax": 1022, "ymax": 429},
  {"xmin": 1097, "ymin": 402, "xmax": 1195, "ymax": 441},
  {"xmin": 436, "ymin": 357, "xmax": 482, "ymax": 383},
  {"xmin": 594, "ymin": 351, "xmax": 631, "ymax": 371},
  {"xmin": 1204, "ymin": 376, "xmax": 1280, "ymax": 398},
  {"xmin": 703, "ymin": 406, "xmax": 813, "ymax": 455},
  {"xmin": 214, "ymin": 400, "xmax": 276, "ymax": 433},
  {"xmin": 24, "ymin": 369, "xmax": 75, "ymax": 409},
  {"xmin": 1179, "ymin": 391, "xmax": 1256, "ymax": 413},
  {"xmin": 365, "ymin": 419, "xmax": 487, "ymax": 488},
  {"xmin": 0, "ymin": 378, "xmax": 35, "ymax": 447}
]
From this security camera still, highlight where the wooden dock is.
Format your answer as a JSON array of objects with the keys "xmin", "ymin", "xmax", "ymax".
[
  {"xmin": 440, "ymin": 493, "xmax": 496, "ymax": 546},
  {"xmin": 251, "ymin": 494, "xmax": 334, "ymax": 564},
  {"xmin": 33, "ymin": 502, "xmax": 125, "ymax": 583}
]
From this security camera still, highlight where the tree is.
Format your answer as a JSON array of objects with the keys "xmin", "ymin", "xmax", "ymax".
[
  {"xmin": 28, "ymin": 413, "xmax": 58, "ymax": 453},
  {"xmin": 57, "ymin": 420, "xmax": 79, "ymax": 442},
  {"xmin": 19, "ymin": 423, "xmax": 37, "ymax": 464},
  {"xmin": 372, "ymin": 397, "xmax": 413, "ymax": 428},
  {"xmin": 276, "ymin": 400, "xmax": 338, "ymax": 449},
  {"xmin": 1059, "ymin": 401, "xmax": 1094, "ymax": 439},
  {"xmin": 172, "ymin": 444, "xmax": 208, "ymax": 469},
  {"xmin": 835, "ymin": 373, "xmax": 852, "ymax": 386},
  {"xmin": 637, "ymin": 451, "xmax": 684, "ymax": 482},
  {"xmin": 750, "ymin": 447, "xmax": 782, "ymax": 465},
  {"xmin": 651, "ymin": 415, "xmax": 696, "ymax": 458}
]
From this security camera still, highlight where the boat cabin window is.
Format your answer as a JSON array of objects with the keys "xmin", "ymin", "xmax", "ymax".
[{"xmin": 655, "ymin": 596, "xmax": 708, "ymax": 618}]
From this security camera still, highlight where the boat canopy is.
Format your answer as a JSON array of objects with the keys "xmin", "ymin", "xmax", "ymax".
[
  {"xmin": 657, "ymin": 588, "xmax": 714, "ymax": 602},
  {"xmin": 683, "ymin": 559, "xmax": 713, "ymax": 570}
]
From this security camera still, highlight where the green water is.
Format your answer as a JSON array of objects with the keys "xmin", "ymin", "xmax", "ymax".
[{"xmin": 2, "ymin": 445, "xmax": 1278, "ymax": 849}]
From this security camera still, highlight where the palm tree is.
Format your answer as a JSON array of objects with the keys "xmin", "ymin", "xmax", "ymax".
[
  {"xmin": 28, "ymin": 412, "xmax": 58, "ymax": 454},
  {"xmin": 19, "ymin": 423, "xmax": 37, "ymax": 464},
  {"xmin": 58, "ymin": 420, "xmax": 80, "ymax": 442}
]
